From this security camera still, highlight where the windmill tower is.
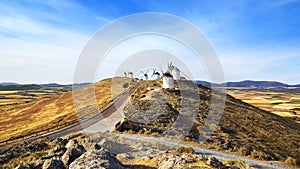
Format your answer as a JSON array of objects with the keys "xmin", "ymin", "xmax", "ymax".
[
  {"xmin": 144, "ymin": 72, "xmax": 148, "ymax": 80},
  {"xmin": 162, "ymin": 71, "xmax": 174, "ymax": 89},
  {"xmin": 168, "ymin": 62, "xmax": 180, "ymax": 80},
  {"xmin": 128, "ymin": 72, "xmax": 134, "ymax": 78},
  {"xmin": 152, "ymin": 69, "xmax": 160, "ymax": 79},
  {"xmin": 140, "ymin": 71, "xmax": 149, "ymax": 80},
  {"xmin": 124, "ymin": 71, "xmax": 127, "ymax": 78}
]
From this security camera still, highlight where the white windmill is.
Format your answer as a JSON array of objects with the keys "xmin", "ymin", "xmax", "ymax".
[
  {"xmin": 152, "ymin": 69, "xmax": 160, "ymax": 79},
  {"xmin": 128, "ymin": 72, "xmax": 134, "ymax": 78},
  {"xmin": 162, "ymin": 71, "xmax": 174, "ymax": 89},
  {"xmin": 168, "ymin": 62, "xmax": 180, "ymax": 80},
  {"xmin": 144, "ymin": 72, "xmax": 149, "ymax": 80},
  {"xmin": 139, "ymin": 71, "xmax": 149, "ymax": 81}
]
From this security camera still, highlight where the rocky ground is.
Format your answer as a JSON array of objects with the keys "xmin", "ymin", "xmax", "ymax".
[{"xmin": 0, "ymin": 132, "xmax": 253, "ymax": 169}]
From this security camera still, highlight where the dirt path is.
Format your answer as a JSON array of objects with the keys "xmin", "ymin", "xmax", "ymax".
[{"xmin": 119, "ymin": 134, "xmax": 292, "ymax": 169}]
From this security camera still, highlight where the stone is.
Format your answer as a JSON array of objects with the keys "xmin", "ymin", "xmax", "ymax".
[
  {"xmin": 206, "ymin": 157, "xmax": 227, "ymax": 169},
  {"xmin": 62, "ymin": 143, "xmax": 85, "ymax": 166},
  {"xmin": 69, "ymin": 148, "xmax": 127, "ymax": 169},
  {"xmin": 42, "ymin": 158, "xmax": 65, "ymax": 169},
  {"xmin": 14, "ymin": 164, "xmax": 29, "ymax": 169}
]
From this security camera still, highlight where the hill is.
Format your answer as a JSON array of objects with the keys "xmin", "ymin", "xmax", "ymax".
[
  {"xmin": 0, "ymin": 77, "xmax": 132, "ymax": 143},
  {"xmin": 116, "ymin": 79, "xmax": 300, "ymax": 165},
  {"xmin": 223, "ymin": 80, "xmax": 289, "ymax": 88}
]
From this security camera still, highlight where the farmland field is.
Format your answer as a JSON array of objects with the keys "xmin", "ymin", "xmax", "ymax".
[
  {"xmin": 227, "ymin": 89, "xmax": 300, "ymax": 123},
  {"xmin": 0, "ymin": 78, "xmax": 133, "ymax": 144}
]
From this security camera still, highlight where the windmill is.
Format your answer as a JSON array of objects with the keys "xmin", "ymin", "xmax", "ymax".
[
  {"xmin": 167, "ymin": 62, "xmax": 180, "ymax": 80},
  {"xmin": 144, "ymin": 72, "xmax": 149, "ymax": 80},
  {"xmin": 159, "ymin": 64, "xmax": 174, "ymax": 89},
  {"xmin": 139, "ymin": 71, "xmax": 149, "ymax": 80},
  {"xmin": 162, "ymin": 71, "xmax": 174, "ymax": 89},
  {"xmin": 123, "ymin": 71, "xmax": 127, "ymax": 78},
  {"xmin": 152, "ymin": 68, "xmax": 160, "ymax": 79},
  {"xmin": 128, "ymin": 72, "xmax": 134, "ymax": 78}
]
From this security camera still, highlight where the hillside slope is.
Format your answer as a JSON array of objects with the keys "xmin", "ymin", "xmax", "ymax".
[
  {"xmin": 0, "ymin": 77, "xmax": 132, "ymax": 143},
  {"xmin": 116, "ymin": 79, "xmax": 300, "ymax": 165}
]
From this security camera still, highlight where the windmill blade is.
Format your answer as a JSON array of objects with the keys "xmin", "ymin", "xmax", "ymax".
[{"xmin": 179, "ymin": 70, "xmax": 191, "ymax": 79}]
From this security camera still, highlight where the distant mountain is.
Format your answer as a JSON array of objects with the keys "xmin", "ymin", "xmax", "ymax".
[
  {"xmin": 0, "ymin": 82, "xmax": 19, "ymax": 85},
  {"xmin": 39, "ymin": 83, "xmax": 64, "ymax": 87},
  {"xmin": 223, "ymin": 80, "xmax": 289, "ymax": 88},
  {"xmin": 71, "ymin": 82, "xmax": 92, "ymax": 88},
  {"xmin": 195, "ymin": 80, "xmax": 212, "ymax": 87},
  {"xmin": 39, "ymin": 83, "xmax": 91, "ymax": 87},
  {"xmin": 291, "ymin": 84, "xmax": 300, "ymax": 87},
  {"xmin": 195, "ymin": 80, "xmax": 299, "ymax": 88},
  {"xmin": 0, "ymin": 84, "xmax": 41, "ymax": 90}
]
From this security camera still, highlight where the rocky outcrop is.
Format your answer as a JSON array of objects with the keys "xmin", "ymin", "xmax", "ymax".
[
  {"xmin": 206, "ymin": 157, "xmax": 228, "ymax": 169},
  {"xmin": 69, "ymin": 148, "xmax": 127, "ymax": 169},
  {"xmin": 14, "ymin": 164, "xmax": 29, "ymax": 169},
  {"xmin": 61, "ymin": 140, "xmax": 86, "ymax": 166},
  {"xmin": 42, "ymin": 158, "xmax": 65, "ymax": 169}
]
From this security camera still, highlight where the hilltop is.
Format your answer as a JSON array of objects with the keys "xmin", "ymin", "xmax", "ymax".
[{"xmin": 116, "ymin": 79, "xmax": 300, "ymax": 165}]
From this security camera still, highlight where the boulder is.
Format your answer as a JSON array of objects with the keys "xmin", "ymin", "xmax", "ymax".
[
  {"xmin": 14, "ymin": 164, "xmax": 29, "ymax": 169},
  {"xmin": 42, "ymin": 158, "xmax": 65, "ymax": 169},
  {"xmin": 62, "ymin": 143, "xmax": 85, "ymax": 166},
  {"xmin": 69, "ymin": 148, "xmax": 127, "ymax": 169},
  {"xmin": 206, "ymin": 157, "xmax": 227, "ymax": 169}
]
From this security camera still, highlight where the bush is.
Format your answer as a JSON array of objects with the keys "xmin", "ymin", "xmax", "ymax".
[
  {"xmin": 224, "ymin": 159, "xmax": 250, "ymax": 169},
  {"xmin": 284, "ymin": 156, "xmax": 297, "ymax": 166},
  {"xmin": 177, "ymin": 146, "xmax": 185, "ymax": 153},
  {"xmin": 122, "ymin": 83, "xmax": 129, "ymax": 88},
  {"xmin": 127, "ymin": 130, "xmax": 135, "ymax": 134},
  {"xmin": 176, "ymin": 146, "xmax": 195, "ymax": 154},
  {"xmin": 186, "ymin": 147, "xmax": 195, "ymax": 154},
  {"xmin": 250, "ymin": 150, "xmax": 266, "ymax": 160}
]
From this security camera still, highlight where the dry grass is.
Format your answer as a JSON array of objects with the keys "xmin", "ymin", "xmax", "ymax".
[
  {"xmin": 120, "ymin": 158, "xmax": 158, "ymax": 169},
  {"xmin": 227, "ymin": 89, "xmax": 300, "ymax": 122},
  {"xmin": 0, "ymin": 77, "xmax": 133, "ymax": 144},
  {"xmin": 119, "ymin": 80, "xmax": 300, "ymax": 165}
]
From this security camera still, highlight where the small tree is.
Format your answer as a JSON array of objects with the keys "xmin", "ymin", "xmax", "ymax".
[{"xmin": 123, "ymin": 82, "xmax": 129, "ymax": 88}]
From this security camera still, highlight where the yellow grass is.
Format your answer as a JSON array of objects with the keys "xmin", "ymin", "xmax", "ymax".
[
  {"xmin": 228, "ymin": 90, "xmax": 300, "ymax": 121},
  {"xmin": 0, "ymin": 77, "xmax": 133, "ymax": 143}
]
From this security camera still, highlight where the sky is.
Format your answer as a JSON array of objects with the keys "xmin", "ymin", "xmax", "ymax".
[{"xmin": 0, "ymin": 0, "xmax": 300, "ymax": 84}]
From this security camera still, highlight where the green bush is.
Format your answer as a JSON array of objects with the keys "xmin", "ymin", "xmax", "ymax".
[{"xmin": 122, "ymin": 82, "xmax": 129, "ymax": 88}]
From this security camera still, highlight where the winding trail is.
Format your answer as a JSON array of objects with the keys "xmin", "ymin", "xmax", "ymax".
[{"xmin": 119, "ymin": 134, "xmax": 291, "ymax": 169}]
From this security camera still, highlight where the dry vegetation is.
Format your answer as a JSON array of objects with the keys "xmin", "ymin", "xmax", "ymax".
[
  {"xmin": 116, "ymin": 79, "xmax": 300, "ymax": 166},
  {"xmin": 0, "ymin": 77, "xmax": 133, "ymax": 144},
  {"xmin": 227, "ymin": 89, "xmax": 300, "ymax": 123}
]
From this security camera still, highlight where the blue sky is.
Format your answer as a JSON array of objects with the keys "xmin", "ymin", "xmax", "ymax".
[{"xmin": 0, "ymin": 0, "xmax": 300, "ymax": 84}]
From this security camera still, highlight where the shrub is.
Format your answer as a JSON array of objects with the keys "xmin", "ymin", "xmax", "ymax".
[
  {"xmin": 177, "ymin": 146, "xmax": 185, "ymax": 153},
  {"xmin": 144, "ymin": 130, "xmax": 151, "ymax": 135},
  {"xmin": 284, "ymin": 156, "xmax": 297, "ymax": 167},
  {"xmin": 176, "ymin": 146, "xmax": 195, "ymax": 154},
  {"xmin": 250, "ymin": 150, "xmax": 266, "ymax": 160},
  {"xmin": 68, "ymin": 133, "xmax": 83, "ymax": 140},
  {"xmin": 122, "ymin": 83, "xmax": 129, "ymax": 88},
  {"xmin": 224, "ymin": 159, "xmax": 250, "ymax": 169},
  {"xmin": 186, "ymin": 147, "xmax": 195, "ymax": 154},
  {"xmin": 127, "ymin": 130, "xmax": 135, "ymax": 134}
]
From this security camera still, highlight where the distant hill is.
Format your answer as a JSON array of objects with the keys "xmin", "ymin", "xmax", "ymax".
[
  {"xmin": 0, "ymin": 82, "xmax": 19, "ymax": 85},
  {"xmin": 0, "ymin": 84, "xmax": 41, "ymax": 90},
  {"xmin": 223, "ymin": 80, "xmax": 289, "ymax": 88},
  {"xmin": 195, "ymin": 80, "xmax": 299, "ymax": 88},
  {"xmin": 39, "ymin": 83, "xmax": 64, "ymax": 87}
]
